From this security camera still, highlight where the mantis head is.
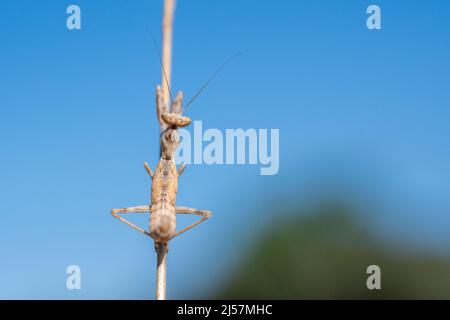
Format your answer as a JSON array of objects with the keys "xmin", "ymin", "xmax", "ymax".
[
  {"xmin": 155, "ymin": 51, "xmax": 241, "ymax": 160},
  {"xmin": 159, "ymin": 92, "xmax": 191, "ymax": 160}
]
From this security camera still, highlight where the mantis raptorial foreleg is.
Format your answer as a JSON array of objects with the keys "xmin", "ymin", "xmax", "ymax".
[
  {"xmin": 172, "ymin": 91, "xmax": 184, "ymax": 114},
  {"xmin": 111, "ymin": 205, "xmax": 151, "ymax": 237},
  {"xmin": 169, "ymin": 206, "xmax": 212, "ymax": 240}
]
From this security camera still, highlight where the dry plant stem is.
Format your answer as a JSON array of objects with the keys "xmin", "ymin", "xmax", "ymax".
[
  {"xmin": 156, "ymin": 0, "xmax": 176, "ymax": 301},
  {"xmin": 161, "ymin": 0, "xmax": 174, "ymax": 106},
  {"xmin": 156, "ymin": 0, "xmax": 176, "ymax": 133},
  {"xmin": 156, "ymin": 243, "xmax": 168, "ymax": 300}
]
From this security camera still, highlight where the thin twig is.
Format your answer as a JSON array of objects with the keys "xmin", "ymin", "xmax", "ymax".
[
  {"xmin": 156, "ymin": 243, "xmax": 168, "ymax": 300},
  {"xmin": 155, "ymin": 0, "xmax": 176, "ymax": 301},
  {"xmin": 161, "ymin": 0, "xmax": 175, "ymax": 108}
]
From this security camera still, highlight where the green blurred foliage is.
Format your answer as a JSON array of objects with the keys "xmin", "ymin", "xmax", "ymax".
[{"xmin": 215, "ymin": 203, "xmax": 450, "ymax": 299}]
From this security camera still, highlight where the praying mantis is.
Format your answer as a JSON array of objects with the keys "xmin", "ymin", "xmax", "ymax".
[
  {"xmin": 110, "ymin": 44, "xmax": 240, "ymax": 250},
  {"xmin": 111, "ymin": 85, "xmax": 212, "ymax": 249}
]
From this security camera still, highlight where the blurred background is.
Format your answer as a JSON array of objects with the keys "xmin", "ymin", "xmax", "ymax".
[{"xmin": 0, "ymin": 0, "xmax": 449, "ymax": 299}]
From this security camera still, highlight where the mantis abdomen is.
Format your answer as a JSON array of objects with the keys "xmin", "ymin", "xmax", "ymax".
[
  {"xmin": 150, "ymin": 202, "xmax": 176, "ymax": 242},
  {"xmin": 150, "ymin": 159, "xmax": 178, "ymax": 242}
]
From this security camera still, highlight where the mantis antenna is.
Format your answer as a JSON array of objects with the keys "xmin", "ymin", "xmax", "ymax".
[
  {"xmin": 183, "ymin": 51, "xmax": 243, "ymax": 113},
  {"xmin": 148, "ymin": 31, "xmax": 174, "ymax": 105}
]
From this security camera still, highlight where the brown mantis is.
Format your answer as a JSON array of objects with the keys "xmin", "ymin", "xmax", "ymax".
[
  {"xmin": 111, "ymin": 85, "xmax": 212, "ymax": 249},
  {"xmin": 111, "ymin": 43, "xmax": 240, "ymax": 250}
]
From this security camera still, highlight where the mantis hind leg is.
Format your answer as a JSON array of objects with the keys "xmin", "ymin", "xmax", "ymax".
[
  {"xmin": 111, "ymin": 205, "xmax": 151, "ymax": 238},
  {"xmin": 169, "ymin": 206, "xmax": 212, "ymax": 240}
]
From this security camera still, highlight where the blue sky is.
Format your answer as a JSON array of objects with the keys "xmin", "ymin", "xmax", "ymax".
[{"xmin": 0, "ymin": 0, "xmax": 449, "ymax": 299}]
